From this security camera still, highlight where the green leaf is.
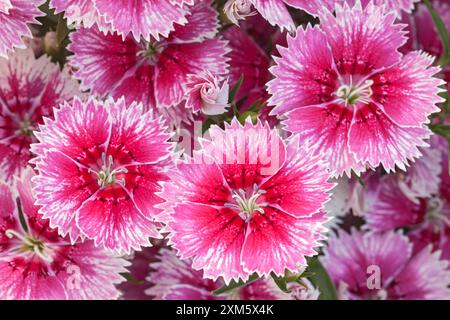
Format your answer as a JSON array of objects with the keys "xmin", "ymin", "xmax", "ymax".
[
  {"xmin": 16, "ymin": 198, "xmax": 29, "ymax": 233},
  {"xmin": 305, "ymin": 256, "xmax": 338, "ymax": 300},
  {"xmin": 56, "ymin": 14, "xmax": 69, "ymax": 45},
  {"xmin": 228, "ymin": 75, "xmax": 244, "ymax": 104},
  {"xmin": 120, "ymin": 272, "xmax": 145, "ymax": 285},
  {"xmin": 270, "ymin": 272, "xmax": 290, "ymax": 293},
  {"xmin": 213, "ymin": 273, "xmax": 259, "ymax": 296},
  {"xmin": 424, "ymin": 0, "xmax": 450, "ymax": 65}
]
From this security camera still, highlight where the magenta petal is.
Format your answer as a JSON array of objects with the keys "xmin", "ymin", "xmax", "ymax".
[
  {"xmin": 349, "ymin": 104, "xmax": 431, "ymax": 172},
  {"xmin": 260, "ymin": 136, "xmax": 333, "ymax": 218},
  {"xmin": 107, "ymin": 98, "xmax": 172, "ymax": 164},
  {"xmin": 0, "ymin": 0, "xmax": 44, "ymax": 57},
  {"xmin": 268, "ymin": 25, "xmax": 338, "ymax": 115},
  {"xmin": 371, "ymin": 51, "xmax": 443, "ymax": 126},
  {"xmin": 95, "ymin": 0, "xmax": 188, "ymax": 41},
  {"xmin": 0, "ymin": 257, "xmax": 67, "ymax": 300},
  {"xmin": 251, "ymin": 0, "xmax": 295, "ymax": 32},
  {"xmin": 32, "ymin": 150, "xmax": 93, "ymax": 240},
  {"xmin": 223, "ymin": 25, "xmax": 270, "ymax": 102},
  {"xmin": 168, "ymin": 202, "xmax": 247, "ymax": 284},
  {"xmin": 32, "ymin": 98, "xmax": 110, "ymax": 164},
  {"xmin": 76, "ymin": 186, "xmax": 160, "ymax": 253},
  {"xmin": 319, "ymin": 1, "xmax": 406, "ymax": 75},
  {"xmin": 169, "ymin": 0, "xmax": 219, "ymax": 43},
  {"xmin": 321, "ymin": 230, "xmax": 412, "ymax": 299},
  {"xmin": 155, "ymin": 38, "xmax": 229, "ymax": 107},
  {"xmin": 0, "ymin": 182, "xmax": 19, "ymax": 253},
  {"xmin": 241, "ymin": 208, "xmax": 327, "ymax": 276},
  {"xmin": 363, "ymin": 175, "xmax": 427, "ymax": 232},
  {"xmin": 285, "ymin": 103, "xmax": 365, "ymax": 177},
  {"xmin": 68, "ymin": 27, "xmax": 141, "ymax": 97},
  {"xmin": 56, "ymin": 241, "xmax": 129, "ymax": 299}
]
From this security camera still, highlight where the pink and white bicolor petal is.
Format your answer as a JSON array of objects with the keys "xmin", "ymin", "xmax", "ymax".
[
  {"xmin": 0, "ymin": 0, "xmax": 44, "ymax": 57},
  {"xmin": 349, "ymin": 104, "xmax": 431, "ymax": 172},
  {"xmin": 260, "ymin": 136, "xmax": 334, "ymax": 218},
  {"xmin": 268, "ymin": 25, "xmax": 338, "ymax": 115},
  {"xmin": 319, "ymin": 1, "xmax": 406, "ymax": 75},
  {"xmin": 371, "ymin": 51, "xmax": 443, "ymax": 127},
  {"xmin": 241, "ymin": 208, "xmax": 328, "ymax": 277},
  {"xmin": 168, "ymin": 202, "xmax": 248, "ymax": 284},
  {"xmin": 94, "ymin": 0, "xmax": 189, "ymax": 41},
  {"xmin": 155, "ymin": 38, "xmax": 230, "ymax": 108},
  {"xmin": 169, "ymin": 0, "xmax": 219, "ymax": 43},
  {"xmin": 284, "ymin": 103, "xmax": 366, "ymax": 177},
  {"xmin": 250, "ymin": 0, "xmax": 295, "ymax": 32},
  {"xmin": 49, "ymin": 0, "xmax": 108, "ymax": 30}
]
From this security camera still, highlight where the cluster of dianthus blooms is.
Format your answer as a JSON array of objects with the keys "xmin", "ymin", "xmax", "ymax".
[{"xmin": 0, "ymin": 0, "xmax": 449, "ymax": 300}]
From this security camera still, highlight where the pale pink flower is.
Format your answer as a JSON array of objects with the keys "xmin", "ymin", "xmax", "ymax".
[
  {"xmin": 268, "ymin": 2, "xmax": 444, "ymax": 177},
  {"xmin": 146, "ymin": 248, "xmax": 319, "ymax": 300},
  {"xmin": 0, "ymin": 0, "xmax": 44, "ymax": 57},
  {"xmin": 31, "ymin": 97, "xmax": 173, "ymax": 254},
  {"xmin": 223, "ymin": 0, "xmax": 256, "ymax": 25},
  {"xmin": 185, "ymin": 70, "xmax": 229, "ymax": 115},
  {"xmin": 159, "ymin": 118, "xmax": 332, "ymax": 283},
  {"xmin": 321, "ymin": 229, "xmax": 450, "ymax": 300},
  {"xmin": 0, "ymin": 48, "xmax": 81, "ymax": 181},
  {"xmin": 0, "ymin": 168, "xmax": 128, "ymax": 300},
  {"xmin": 68, "ymin": 0, "xmax": 229, "ymax": 109}
]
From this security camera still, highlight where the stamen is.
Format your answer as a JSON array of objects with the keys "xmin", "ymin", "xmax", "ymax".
[
  {"xmin": 336, "ymin": 77, "xmax": 374, "ymax": 106},
  {"xmin": 6, "ymin": 229, "xmax": 53, "ymax": 262},
  {"xmin": 91, "ymin": 153, "xmax": 128, "ymax": 188},
  {"xmin": 225, "ymin": 183, "xmax": 266, "ymax": 221},
  {"xmin": 427, "ymin": 198, "xmax": 450, "ymax": 228},
  {"xmin": 5, "ymin": 229, "xmax": 30, "ymax": 244}
]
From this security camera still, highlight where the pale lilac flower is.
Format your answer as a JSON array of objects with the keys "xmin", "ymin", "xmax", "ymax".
[{"xmin": 322, "ymin": 229, "xmax": 450, "ymax": 300}]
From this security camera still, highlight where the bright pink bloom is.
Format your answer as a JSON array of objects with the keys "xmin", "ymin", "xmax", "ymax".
[
  {"xmin": 146, "ymin": 248, "xmax": 319, "ymax": 300},
  {"xmin": 185, "ymin": 70, "xmax": 229, "ymax": 115},
  {"xmin": 0, "ymin": 169, "xmax": 128, "ymax": 300},
  {"xmin": 31, "ymin": 97, "xmax": 173, "ymax": 254},
  {"xmin": 68, "ymin": 0, "xmax": 228, "ymax": 109},
  {"xmin": 0, "ymin": 0, "xmax": 44, "ymax": 57},
  {"xmin": 159, "ymin": 118, "xmax": 332, "ymax": 283},
  {"xmin": 268, "ymin": 3, "xmax": 443, "ymax": 177},
  {"xmin": 0, "ymin": 48, "xmax": 81, "ymax": 181},
  {"xmin": 321, "ymin": 229, "xmax": 450, "ymax": 300}
]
